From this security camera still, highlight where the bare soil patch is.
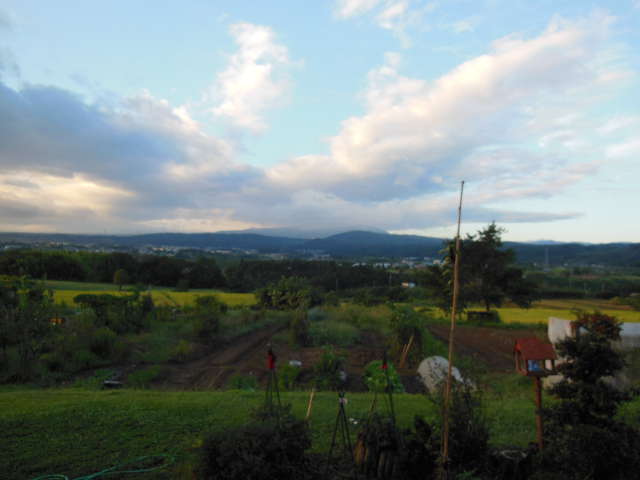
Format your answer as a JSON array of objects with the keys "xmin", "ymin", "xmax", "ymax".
[{"xmin": 427, "ymin": 324, "xmax": 547, "ymax": 373}]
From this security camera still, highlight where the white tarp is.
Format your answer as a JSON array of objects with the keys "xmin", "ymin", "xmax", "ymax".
[{"xmin": 417, "ymin": 356, "xmax": 471, "ymax": 394}]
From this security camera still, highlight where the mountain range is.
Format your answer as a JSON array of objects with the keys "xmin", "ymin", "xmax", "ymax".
[{"xmin": 0, "ymin": 230, "xmax": 639, "ymax": 267}]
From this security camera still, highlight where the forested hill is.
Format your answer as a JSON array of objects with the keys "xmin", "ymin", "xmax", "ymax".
[{"xmin": 0, "ymin": 230, "xmax": 639, "ymax": 267}]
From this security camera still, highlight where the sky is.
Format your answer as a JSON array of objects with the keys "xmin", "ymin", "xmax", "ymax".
[{"xmin": 0, "ymin": 1, "xmax": 639, "ymax": 243}]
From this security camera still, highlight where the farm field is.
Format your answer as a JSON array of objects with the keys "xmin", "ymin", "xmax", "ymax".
[
  {"xmin": 495, "ymin": 298, "xmax": 640, "ymax": 324},
  {"xmin": 45, "ymin": 280, "xmax": 256, "ymax": 307}
]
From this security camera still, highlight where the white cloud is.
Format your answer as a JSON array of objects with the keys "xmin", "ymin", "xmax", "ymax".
[
  {"xmin": 0, "ymin": 12, "xmax": 636, "ymax": 235},
  {"xmin": 211, "ymin": 23, "xmax": 291, "ymax": 133},
  {"xmin": 335, "ymin": 0, "xmax": 383, "ymax": 18},
  {"xmin": 336, "ymin": 0, "xmax": 436, "ymax": 46},
  {"xmin": 266, "ymin": 13, "xmax": 630, "ymax": 229}
]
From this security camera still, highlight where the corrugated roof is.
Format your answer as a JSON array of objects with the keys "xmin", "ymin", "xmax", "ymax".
[{"xmin": 514, "ymin": 337, "xmax": 556, "ymax": 360}]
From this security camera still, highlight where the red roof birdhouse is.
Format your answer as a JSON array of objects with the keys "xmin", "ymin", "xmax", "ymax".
[{"xmin": 514, "ymin": 338, "xmax": 557, "ymax": 377}]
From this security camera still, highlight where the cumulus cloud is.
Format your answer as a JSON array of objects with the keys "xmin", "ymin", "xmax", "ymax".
[
  {"xmin": 335, "ymin": 0, "xmax": 383, "ymax": 18},
  {"xmin": 211, "ymin": 22, "xmax": 292, "ymax": 133},
  {"xmin": 268, "ymin": 13, "xmax": 626, "ymax": 210},
  {"xmin": 0, "ymin": 13, "xmax": 635, "ymax": 234}
]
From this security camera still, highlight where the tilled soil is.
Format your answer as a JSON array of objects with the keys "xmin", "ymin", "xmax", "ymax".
[
  {"xmin": 426, "ymin": 324, "xmax": 547, "ymax": 372},
  {"xmin": 145, "ymin": 323, "xmax": 545, "ymax": 391}
]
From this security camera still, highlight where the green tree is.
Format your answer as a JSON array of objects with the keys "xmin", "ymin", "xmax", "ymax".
[
  {"xmin": 113, "ymin": 268, "xmax": 130, "ymax": 291},
  {"xmin": 256, "ymin": 276, "xmax": 321, "ymax": 310},
  {"xmin": 427, "ymin": 223, "xmax": 537, "ymax": 312},
  {"xmin": 0, "ymin": 276, "xmax": 54, "ymax": 379},
  {"xmin": 537, "ymin": 311, "xmax": 640, "ymax": 479}
]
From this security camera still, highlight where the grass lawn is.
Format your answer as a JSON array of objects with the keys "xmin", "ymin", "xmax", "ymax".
[{"xmin": 6, "ymin": 374, "xmax": 632, "ymax": 480}]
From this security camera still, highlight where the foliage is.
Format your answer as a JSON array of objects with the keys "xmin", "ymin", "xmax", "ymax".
[
  {"xmin": 427, "ymin": 381, "xmax": 490, "ymax": 478},
  {"xmin": 0, "ymin": 276, "xmax": 55, "ymax": 379},
  {"xmin": 112, "ymin": 268, "xmax": 129, "ymax": 291},
  {"xmin": 308, "ymin": 319, "xmax": 359, "ymax": 347},
  {"xmin": 256, "ymin": 276, "xmax": 321, "ymax": 310},
  {"xmin": 227, "ymin": 374, "xmax": 258, "ymax": 391},
  {"xmin": 426, "ymin": 223, "xmax": 538, "ymax": 313},
  {"xmin": 289, "ymin": 309, "xmax": 310, "ymax": 347},
  {"xmin": 363, "ymin": 360, "xmax": 405, "ymax": 394},
  {"xmin": 278, "ymin": 364, "xmax": 302, "ymax": 391},
  {"xmin": 170, "ymin": 339, "xmax": 195, "ymax": 363},
  {"xmin": 73, "ymin": 292, "xmax": 150, "ymax": 334},
  {"xmin": 313, "ymin": 346, "xmax": 346, "ymax": 390},
  {"xmin": 537, "ymin": 311, "xmax": 640, "ymax": 479},
  {"xmin": 356, "ymin": 413, "xmax": 439, "ymax": 480},
  {"xmin": 198, "ymin": 411, "xmax": 312, "ymax": 479},
  {"xmin": 127, "ymin": 365, "xmax": 163, "ymax": 388},
  {"xmin": 389, "ymin": 305, "xmax": 424, "ymax": 366}
]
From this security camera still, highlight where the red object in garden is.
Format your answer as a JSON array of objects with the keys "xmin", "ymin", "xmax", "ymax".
[
  {"xmin": 514, "ymin": 338, "xmax": 557, "ymax": 377},
  {"xmin": 381, "ymin": 351, "xmax": 388, "ymax": 370},
  {"xmin": 267, "ymin": 348, "xmax": 276, "ymax": 370},
  {"xmin": 514, "ymin": 337, "xmax": 557, "ymax": 451}
]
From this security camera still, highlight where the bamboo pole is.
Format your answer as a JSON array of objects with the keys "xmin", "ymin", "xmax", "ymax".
[{"xmin": 441, "ymin": 181, "xmax": 465, "ymax": 479}]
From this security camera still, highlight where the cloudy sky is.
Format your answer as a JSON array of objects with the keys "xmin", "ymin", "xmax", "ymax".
[{"xmin": 0, "ymin": 1, "xmax": 639, "ymax": 242}]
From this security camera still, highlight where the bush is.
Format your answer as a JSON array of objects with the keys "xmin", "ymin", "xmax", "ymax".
[
  {"xmin": 363, "ymin": 360, "xmax": 405, "ymax": 393},
  {"xmin": 127, "ymin": 365, "xmax": 162, "ymax": 388},
  {"xmin": 313, "ymin": 346, "xmax": 346, "ymax": 390},
  {"xmin": 89, "ymin": 327, "xmax": 117, "ymax": 359},
  {"xmin": 308, "ymin": 319, "xmax": 359, "ymax": 347},
  {"xmin": 170, "ymin": 339, "xmax": 194, "ymax": 363},
  {"xmin": 199, "ymin": 413, "xmax": 312, "ymax": 479},
  {"xmin": 278, "ymin": 363, "xmax": 302, "ymax": 391},
  {"xmin": 289, "ymin": 310, "xmax": 310, "ymax": 347},
  {"xmin": 227, "ymin": 374, "xmax": 258, "ymax": 391},
  {"xmin": 536, "ymin": 311, "xmax": 640, "ymax": 479},
  {"xmin": 389, "ymin": 305, "xmax": 425, "ymax": 367}
]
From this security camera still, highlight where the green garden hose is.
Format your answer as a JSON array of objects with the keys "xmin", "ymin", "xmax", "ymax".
[{"xmin": 31, "ymin": 454, "xmax": 175, "ymax": 480}]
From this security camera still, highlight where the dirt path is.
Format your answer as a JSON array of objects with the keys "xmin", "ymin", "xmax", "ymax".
[
  {"xmin": 159, "ymin": 323, "xmax": 286, "ymax": 390},
  {"xmin": 427, "ymin": 324, "xmax": 546, "ymax": 372}
]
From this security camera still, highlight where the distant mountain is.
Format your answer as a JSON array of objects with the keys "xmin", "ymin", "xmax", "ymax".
[
  {"xmin": 302, "ymin": 231, "xmax": 445, "ymax": 257},
  {"xmin": 0, "ymin": 230, "xmax": 639, "ymax": 267},
  {"xmin": 220, "ymin": 226, "xmax": 388, "ymax": 239}
]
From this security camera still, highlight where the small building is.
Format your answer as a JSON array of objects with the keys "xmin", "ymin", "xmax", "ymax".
[{"xmin": 514, "ymin": 338, "xmax": 557, "ymax": 377}]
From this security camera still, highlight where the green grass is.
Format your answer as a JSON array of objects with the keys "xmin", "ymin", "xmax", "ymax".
[
  {"xmin": 2, "ymin": 381, "xmax": 639, "ymax": 479},
  {"xmin": 496, "ymin": 306, "xmax": 640, "ymax": 325}
]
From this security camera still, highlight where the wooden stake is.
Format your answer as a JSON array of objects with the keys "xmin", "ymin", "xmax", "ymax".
[
  {"xmin": 399, "ymin": 334, "xmax": 415, "ymax": 369},
  {"xmin": 305, "ymin": 387, "xmax": 316, "ymax": 421},
  {"xmin": 441, "ymin": 181, "xmax": 465, "ymax": 479}
]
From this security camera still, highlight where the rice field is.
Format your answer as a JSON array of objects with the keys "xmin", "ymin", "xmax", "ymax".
[
  {"xmin": 49, "ymin": 283, "xmax": 256, "ymax": 308},
  {"xmin": 496, "ymin": 299, "xmax": 640, "ymax": 325}
]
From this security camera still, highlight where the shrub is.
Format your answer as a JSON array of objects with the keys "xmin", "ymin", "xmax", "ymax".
[
  {"xmin": 389, "ymin": 305, "xmax": 425, "ymax": 366},
  {"xmin": 89, "ymin": 327, "xmax": 117, "ymax": 359},
  {"xmin": 289, "ymin": 309, "xmax": 310, "ymax": 347},
  {"xmin": 278, "ymin": 364, "xmax": 302, "ymax": 391},
  {"xmin": 536, "ymin": 311, "xmax": 640, "ymax": 479},
  {"xmin": 227, "ymin": 374, "xmax": 258, "ymax": 391},
  {"xmin": 170, "ymin": 339, "xmax": 194, "ymax": 363},
  {"xmin": 127, "ymin": 365, "xmax": 162, "ymax": 388},
  {"xmin": 199, "ymin": 413, "xmax": 312, "ymax": 479},
  {"xmin": 363, "ymin": 360, "xmax": 405, "ymax": 393},
  {"xmin": 313, "ymin": 346, "xmax": 346, "ymax": 390},
  {"xmin": 308, "ymin": 319, "xmax": 359, "ymax": 347}
]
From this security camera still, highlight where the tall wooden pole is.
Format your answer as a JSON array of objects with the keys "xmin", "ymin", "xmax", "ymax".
[
  {"xmin": 441, "ymin": 181, "xmax": 465, "ymax": 479},
  {"xmin": 534, "ymin": 377, "xmax": 544, "ymax": 450}
]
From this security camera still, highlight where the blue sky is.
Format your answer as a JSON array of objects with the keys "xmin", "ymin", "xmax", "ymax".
[{"xmin": 0, "ymin": 1, "xmax": 639, "ymax": 242}]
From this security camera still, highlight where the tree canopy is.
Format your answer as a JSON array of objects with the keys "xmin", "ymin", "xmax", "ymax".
[{"xmin": 423, "ymin": 223, "xmax": 537, "ymax": 312}]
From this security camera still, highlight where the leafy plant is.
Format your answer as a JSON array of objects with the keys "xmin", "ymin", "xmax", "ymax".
[
  {"xmin": 363, "ymin": 360, "xmax": 404, "ymax": 393},
  {"xmin": 313, "ymin": 346, "xmax": 346, "ymax": 390},
  {"xmin": 227, "ymin": 374, "xmax": 258, "ymax": 391},
  {"xmin": 127, "ymin": 365, "xmax": 162, "ymax": 388},
  {"xmin": 199, "ymin": 411, "xmax": 312, "ymax": 479},
  {"xmin": 308, "ymin": 319, "xmax": 359, "ymax": 347},
  {"xmin": 536, "ymin": 311, "xmax": 640, "ymax": 480}
]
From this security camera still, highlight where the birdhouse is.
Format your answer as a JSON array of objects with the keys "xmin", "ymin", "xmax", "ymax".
[{"xmin": 514, "ymin": 337, "xmax": 557, "ymax": 377}]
